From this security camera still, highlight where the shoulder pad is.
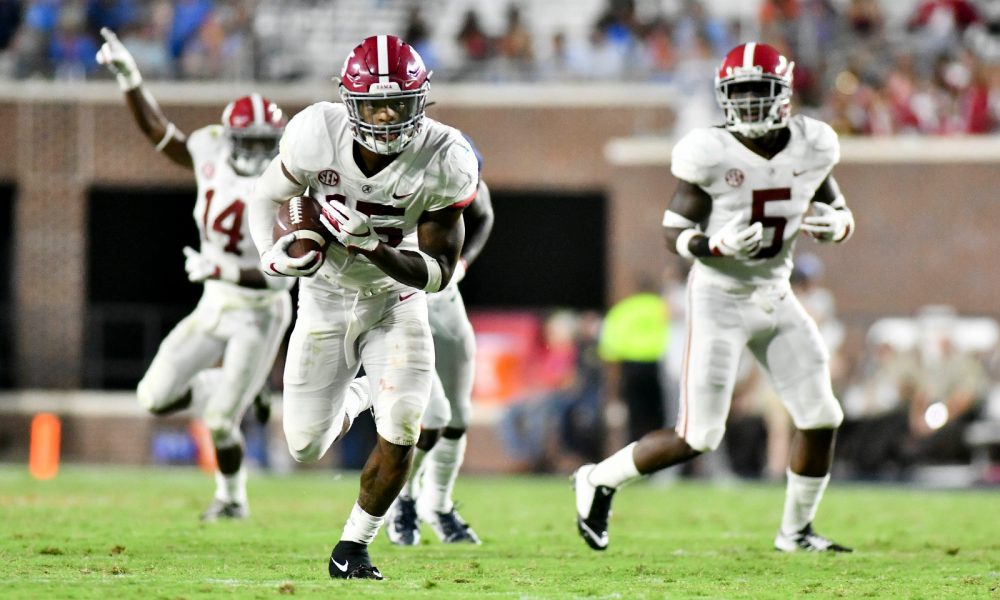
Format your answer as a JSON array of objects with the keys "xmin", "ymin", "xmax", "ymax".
[
  {"xmin": 671, "ymin": 128, "xmax": 725, "ymax": 186},
  {"xmin": 279, "ymin": 103, "xmax": 337, "ymax": 173},
  {"xmin": 186, "ymin": 125, "xmax": 225, "ymax": 156},
  {"xmin": 427, "ymin": 129, "xmax": 478, "ymax": 210},
  {"xmin": 797, "ymin": 115, "xmax": 840, "ymax": 165}
]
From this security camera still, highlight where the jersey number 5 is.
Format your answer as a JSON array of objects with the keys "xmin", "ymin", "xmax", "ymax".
[
  {"xmin": 325, "ymin": 194, "xmax": 404, "ymax": 247},
  {"xmin": 751, "ymin": 188, "xmax": 790, "ymax": 259}
]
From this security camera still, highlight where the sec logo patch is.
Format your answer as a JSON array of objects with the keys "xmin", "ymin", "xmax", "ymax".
[
  {"xmin": 318, "ymin": 169, "xmax": 340, "ymax": 186},
  {"xmin": 724, "ymin": 168, "xmax": 744, "ymax": 187}
]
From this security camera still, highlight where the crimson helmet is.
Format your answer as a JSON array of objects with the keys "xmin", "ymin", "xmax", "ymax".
[
  {"xmin": 714, "ymin": 42, "xmax": 794, "ymax": 138},
  {"xmin": 221, "ymin": 93, "xmax": 286, "ymax": 175},
  {"xmin": 339, "ymin": 35, "xmax": 430, "ymax": 155}
]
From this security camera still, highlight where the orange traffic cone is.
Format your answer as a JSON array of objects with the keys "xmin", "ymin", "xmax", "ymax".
[
  {"xmin": 29, "ymin": 413, "xmax": 61, "ymax": 480},
  {"xmin": 188, "ymin": 420, "xmax": 216, "ymax": 473}
]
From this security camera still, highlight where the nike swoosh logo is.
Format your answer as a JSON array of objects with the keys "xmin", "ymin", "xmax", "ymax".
[
  {"xmin": 392, "ymin": 191, "xmax": 416, "ymax": 199},
  {"xmin": 330, "ymin": 557, "xmax": 348, "ymax": 573},
  {"xmin": 793, "ymin": 170, "xmax": 808, "ymax": 176},
  {"xmin": 600, "ymin": 488, "xmax": 613, "ymax": 496},
  {"xmin": 399, "ymin": 291, "xmax": 417, "ymax": 302},
  {"xmin": 577, "ymin": 519, "xmax": 608, "ymax": 546}
]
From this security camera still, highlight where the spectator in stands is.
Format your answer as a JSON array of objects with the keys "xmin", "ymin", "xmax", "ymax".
[
  {"xmin": 403, "ymin": 6, "xmax": 439, "ymax": 73},
  {"xmin": 838, "ymin": 333, "xmax": 920, "ymax": 479},
  {"xmin": 536, "ymin": 30, "xmax": 574, "ymax": 82},
  {"xmin": 168, "ymin": 0, "xmax": 212, "ymax": 66},
  {"xmin": 85, "ymin": 0, "xmax": 137, "ymax": 40},
  {"xmin": 178, "ymin": 1, "xmax": 251, "ymax": 80},
  {"xmin": 112, "ymin": 4, "xmax": 171, "ymax": 81},
  {"xmin": 49, "ymin": 1, "xmax": 99, "ymax": 80},
  {"xmin": 901, "ymin": 311, "xmax": 990, "ymax": 469},
  {"xmin": 496, "ymin": 3, "xmax": 534, "ymax": 81},
  {"xmin": 908, "ymin": 0, "xmax": 979, "ymax": 63},
  {"xmin": 0, "ymin": 0, "xmax": 22, "ymax": 77},
  {"xmin": 454, "ymin": 8, "xmax": 492, "ymax": 80},
  {"xmin": 13, "ymin": 0, "xmax": 61, "ymax": 78}
]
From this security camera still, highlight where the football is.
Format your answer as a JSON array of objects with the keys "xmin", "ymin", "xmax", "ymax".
[{"xmin": 273, "ymin": 196, "xmax": 331, "ymax": 268}]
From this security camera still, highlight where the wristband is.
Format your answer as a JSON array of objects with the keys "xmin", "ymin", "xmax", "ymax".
[
  {"xmin": 675, "ymin": 228, "xmax": 700, "ymax": 260},
  {"xmin": 117, "ymin": 70, "xmax": 142, "ymax": 92},
  {"xmin": 415, "ymin": 250, "xmax": 443, "ymax": 292},
  {"xmin": 155, "ymin": 122, "xmax": 177, "ymax": 152},
  {"xmin": 217, "ymin": 261, "xmax": 240, "ymax": 284}
]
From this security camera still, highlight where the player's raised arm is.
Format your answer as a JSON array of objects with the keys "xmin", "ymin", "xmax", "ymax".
[
  {"xmin": 96, "ymin": 28, "xmax": 192, "ymax": 169},
  {"xmin": 801, "ymin": 175, "xmax": 855, "ymax": 243}
]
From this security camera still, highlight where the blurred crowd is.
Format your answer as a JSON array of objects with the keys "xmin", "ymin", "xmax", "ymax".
[
  {"xmin": 4, "ymin": 0, "xmax": 1000, "ymax": 134},
  {"xmin": 496, "ymin": 256, "xmax": 1000, "ymax": 485}
]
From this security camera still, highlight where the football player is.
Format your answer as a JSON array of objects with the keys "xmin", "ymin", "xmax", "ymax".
[
  {"xmin": 248, "ymin": 35, "xmax": 478, "ymax": 580},
  {"xmin": 574, "ymin": 42, "xmax": 854, "ymax": 553},
  {"xmin": 385, "ymin": 137, "xmax": 494, "ymax": 547},
  {"xmin": 96, "ymin": 29, "xmax": 294, "ymax": 521}
]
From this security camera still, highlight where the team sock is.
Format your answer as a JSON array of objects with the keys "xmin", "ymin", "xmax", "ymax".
[
  {"xmin": 341, "ymin": 502, "xmax": 385, "ymax": 545},
  {"xmin": 780, "ymin": 469, "xmax": 830, "ymax": 534},
  {"xmin": 214, "ymin": 466, "xmax": 247, "ymax": 504},
  {"xmin": 589, "ymin": 442, "xmax": 641, "ymax": 489},
  {"xmin": 420, "ymin": 434, "xmax": 466, "ymax": 513}
]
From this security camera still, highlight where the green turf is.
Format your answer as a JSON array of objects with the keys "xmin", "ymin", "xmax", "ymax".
[{"xmin": 1, "ymin": 465, "xmax": 998, "ymax": 599}]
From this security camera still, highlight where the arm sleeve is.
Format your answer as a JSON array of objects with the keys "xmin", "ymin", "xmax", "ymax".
[{"xmin": 248, "ymin": 156, "xmax": 307, "ymax": 256}]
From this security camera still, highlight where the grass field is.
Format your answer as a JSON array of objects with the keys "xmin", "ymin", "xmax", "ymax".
[{"xmin": 2, "ymin": 465, "xmax": 998, "ymax": 599}]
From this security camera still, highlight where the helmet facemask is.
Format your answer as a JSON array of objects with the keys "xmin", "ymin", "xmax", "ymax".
[
  {"xmin": 228, "ymin": 128, "xmax": 280, "ymax": 176},
  {"xmin": 340, "ymin": 84, "xmax": 428, "ymax": 155},
  {"xmin": 716, "ymin": 76, "xmax": 792, "ymax": 138}
]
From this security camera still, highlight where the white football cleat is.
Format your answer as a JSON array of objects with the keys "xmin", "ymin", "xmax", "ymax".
[
  {"xmin": 774, "ymin": 523, "xmax": 853, "ymax": 553},
  {"xmin": 573, "ymin": 464, "xmax": 615, "ymax": 551}
]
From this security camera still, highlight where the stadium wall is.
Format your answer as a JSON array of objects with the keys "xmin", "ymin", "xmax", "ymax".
[{"xmin": 2, "ymin": 83, "xmax": 998, "ymax": 389}]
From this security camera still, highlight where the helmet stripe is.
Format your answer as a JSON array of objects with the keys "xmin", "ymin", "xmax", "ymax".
[
  {"xmin": 742, "ymin": 42, "xmax": 756, "ymax": 68},
  {"xmin": 250, "ymin": 93, "xmax": 265, "ymax": 125},
  {"xmin": 377, "ymin": 34, "xmax": 390, "ymax": 85}
]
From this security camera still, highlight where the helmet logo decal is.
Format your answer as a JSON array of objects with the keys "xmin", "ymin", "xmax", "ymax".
[
  {"xmin": 318, "ymin": 170, "xmax": 340, "ymax": 186},
  {"xmin": 725, "ymin": 168, "xmax": 745, "ymax": 187}
]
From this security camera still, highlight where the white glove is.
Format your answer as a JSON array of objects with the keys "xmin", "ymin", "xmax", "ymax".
[
  {"xmin": 319, "ymin": 201, "xmax": 380, "ymax": 252},
  {"xmin": 183, "ymin": 246, "xmax": 238, "ymax": 283},
  {"xmin": 96, "ymin": 27, "xmax": 142, "ymax": 91},
  {"xmin": 708, "ymin": 216, "xmax": 764, "ymax": 259},
  {"xmin": 261, "ymin": 232, "xmax": 322, "ymax": 277},
  {"xmin": 800, "ymin": 202, "xmax": 853, "ymax": 243}
]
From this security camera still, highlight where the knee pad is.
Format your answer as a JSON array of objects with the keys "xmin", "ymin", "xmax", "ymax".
[
  {"xmin": 680, "ymin": 424, "xmax": 726, "ymax": 453},
  {"xmin": 376, "ymin": 393, "xmax": 425, "ymax": 446}
]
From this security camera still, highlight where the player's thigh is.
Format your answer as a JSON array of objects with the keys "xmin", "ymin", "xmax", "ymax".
[
  {"xmin": 138, "ymin": 310, "xmax": 225, "ymax": 408},
  {"xmin": 429, "ymin": 289, "xmax": 476, "ymax": 428},
  {"xmin": 677, "ymin": 283, "xmax": 747, "ymax": 451},
  {"xmin": 206, "ymin": 299, "xmax": 292, "ymax": 431},
  {"xmin": 421, "ymin": 373, "xmax": 452, "ymax": 429},
  {"xmin": 362, "ymin": 298, "xmax": 435, "ymax": 446},
  {"xmin": 750, "ymin": 294, "xmax": 842, "ymax": 430},
  {"xmin": 282, "ymin": 313, "xmax": 357, "ymax": 452}
]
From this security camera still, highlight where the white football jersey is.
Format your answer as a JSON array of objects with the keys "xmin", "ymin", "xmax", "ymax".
[
  {"xmin": 671, "ymin": 115, "xmax": 840, "ymax": 285},
  {"xmin": 278, "ymin": 102, "xmax": 479, "ymax": 293},
  {"xmin": 188, "ymin": 126, "xmax": 264, "ymax": 273}
]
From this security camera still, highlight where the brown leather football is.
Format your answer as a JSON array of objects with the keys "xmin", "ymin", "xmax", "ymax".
[{"xmin": 273, "ymin": 196, "xmax": 331, "ymax": 266}]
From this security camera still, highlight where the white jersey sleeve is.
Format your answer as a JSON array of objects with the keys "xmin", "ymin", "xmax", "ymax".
[
  {"xmin": 798, "ymin": 115, "xmax": 840, "ymax": 176},
  {"xmin": 423, "ymin": 132, "xmax": 479, "ymax": 212},
  {"xmin": 670, "ymin": 128, "xmax": 725, "ymax": 187},
  {"xmin": 278, "ymin": 102, "xmax": 338, "ymax": 179}
]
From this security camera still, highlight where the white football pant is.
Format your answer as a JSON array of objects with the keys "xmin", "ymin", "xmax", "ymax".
[
  {"xmin": 676, "ymin": 269, "xmax": 843, "ymax": 452},
  {"xmin": 421, "ymin": 283, "xmax": 476, "ymax": 430}
]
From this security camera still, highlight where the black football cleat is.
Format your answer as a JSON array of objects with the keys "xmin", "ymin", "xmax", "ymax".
[
  {"xmin": 329, "ymin": 540, "xmax": 384, "ymax": 580},
  {"xmin": 200, "ymin": 498, "xmax": 249, "ymax": 522},
  {"xmin": 422, "ymin": 506, "xmax": 481, "ymax": 544},
  {"xmin": 385, "ymin": 496, "xmax": 421, "ymax": 546},
  {"xmin": 573, "ymin": 464, "xmax": 615, "ymax": 551},
  {"xmin": 774, "ymin": 523, "xmax": 853, "ymax": 553}
]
